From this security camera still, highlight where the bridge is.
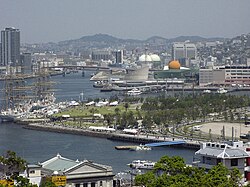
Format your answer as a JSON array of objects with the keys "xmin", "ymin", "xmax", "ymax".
[{"xmin": 145, "ymin": 140, "xmax": 186, "ymax": 147}]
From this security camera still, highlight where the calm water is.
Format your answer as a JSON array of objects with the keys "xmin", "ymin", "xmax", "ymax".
[
  {"xmin": 0, "ymin": 71, "xmax": 195, "ymax": 173},
  {"xmin": 0, "ymin": 122, "xmax": 195, "ymax": 173},
  {"xmin": 0, "ymin": 71, "xmax": 249, "ymax": 173},
  {"xmin": 51, "ymin": 71, "xmax": 116, "ymax": 102}
]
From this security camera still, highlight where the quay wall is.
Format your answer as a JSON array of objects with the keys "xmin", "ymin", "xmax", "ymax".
[
  {"xmin": 24, "ymin": 124, "xmax": 111, "ymax": 139},
  {"xmin": 24, "ymin": 123, "xmax": 200, "ymax": 149}
]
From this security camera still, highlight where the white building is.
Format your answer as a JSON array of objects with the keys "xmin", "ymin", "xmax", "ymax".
[
  {"xmin": 193, "ymin": 142, "xmax": 250, "ymax": 182},
  {"xmin": 26, "ymin": 154, "xmax": 115, "ymax": 187},
  {"xmin": 224, "ymin": 66, "xmax": 250, "ymax": 84},
  {"xmin": 199, "ymin": 65, "xmax": 250, "ymax": 86}
]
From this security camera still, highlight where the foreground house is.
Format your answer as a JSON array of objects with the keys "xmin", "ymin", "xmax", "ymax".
[
  {"xmin": 193, "ymin": 141, "xmax": 250, "ymax": 181},
  {"xmin": 26, "ymin": 153, "xmax": 115, "ymax": 187}
]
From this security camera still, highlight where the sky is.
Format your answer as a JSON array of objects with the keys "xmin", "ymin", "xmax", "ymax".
[{"xmin": 0, "ymin": 0, "xmax": 249, "ymax": 43}]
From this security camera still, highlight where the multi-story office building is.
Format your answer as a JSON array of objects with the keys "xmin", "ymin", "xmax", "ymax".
[
  {"xmin": 91, "ymin": 50, "xmax": 112, "ymax": 61},
  {"xmin": 172, "ymin": 43, "xmax": 197, "ymax": 67},
  {"xmin": 199, "ymin": 65, "xmax": 250, "ymax": 86},
  {"xmin": 114, "ymin": 50, "xmax": 123, "ymax": 64},
  {"xmin": 172, "ymin": 43, "xmax": 185, "ymax": 60},
  {"xmin": 199, "ymin": 68, "xmax": 225, "ymax": 86},
  {"xmin": 224, "ymin": 65, "xmax": 250, "ymax": 84},
  {"xmin": 1, "ymin": 27, "xmax": 20, "ymax": 67},
  {"xmin": 185, "ymin": 43, "xmax": 197, "ymax": 59},
  {"xmin": 20, "ymin": 52, "xmax": 32, "ymax": 74}
]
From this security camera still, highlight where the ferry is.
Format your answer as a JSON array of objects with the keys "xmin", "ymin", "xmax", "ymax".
[
  {"xmin": 127, "ymin": 88, "xmax": 142, "ymax": 96},
  {"xmin": 128, "ymin": 160, "xmax": 155, "ymax": 169},
  {"xmin": 203, "ymin": 89, "xmax": 211, "ymax": 94},
  {"xmin": 216, "ymin": 87, "xmax": 228, "ymax": 94}
]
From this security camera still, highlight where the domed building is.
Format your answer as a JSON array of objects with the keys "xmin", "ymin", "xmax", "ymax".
[
  {"xmin": 139, "ymin": 54, "xmax": 153, "ymax": 62},
  {"xmin": 138, "ymin": 54, "xmax": 161, "ymax": 69},
  {"xmin": 138, "ymin": 54, "xmax": 161, "ymax": 63},
  {"xmin": 168, "ymin": 60, "xmax": 181, "ymax": 69},
  {"xmin": 154, "ymin": 60, "xmax": 192, "ymax": 79},
  {"xmin": 150, "ymin": 54, "xmax": 161, "ymax": 62}
]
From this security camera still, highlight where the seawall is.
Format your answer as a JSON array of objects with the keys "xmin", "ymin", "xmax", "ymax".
[{"xmin": 24, "ymin": 123, "xmax": 200, "ymax": 150}]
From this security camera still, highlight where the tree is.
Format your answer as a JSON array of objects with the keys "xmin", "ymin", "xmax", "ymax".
[
  {"xmin": 0, "ymin": 151, "xmax": 26, "ymax": 178},
  {"xmin": 124, "ymin": 102, "xmax": 129, "ymax": 112},
  {"xmin": 135, "ymin": 155, "xmax": 243, "ymax": 187},
  {"xmin": 40, "ymin": 177, "xmax": 57, "ymax": 187},
  {"xmin": 103, "ymin": 113, "xmax": 113, "ymax": 126},
  {"xmin": 0, "ymin": 151, "xmax": 37, "ymax": 187}
]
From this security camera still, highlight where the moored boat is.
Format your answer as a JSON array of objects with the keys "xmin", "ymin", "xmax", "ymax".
[
  {"xmin": 128, "ymin": 160, "xmax": 155, "ymax": 169},
  {"xmin": 129, "ymin": 144, "xmax": 151, "ymax": 151},
  {"xmin": 203, "ymin": 89, "xmax": 211, "ymax": 94},
  {"xmin": 216, "ymin": 87, "xmax": 228, "ymax": 94},
  {"xmin": 127, "ymin": 88, "xmax": 142, "ymax": 96}
]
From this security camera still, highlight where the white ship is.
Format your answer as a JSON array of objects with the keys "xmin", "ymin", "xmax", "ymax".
[
  {"xmin": 216, "ymin": 87, "xmax": 228, "ymax": 94},
  {"xmin": 128, "ymin": 160, "xmax": 155, "ymax": 169},
  {"xmin": 203, "ymin": 89, "xmax": 211, "ymax": 94},
  {"xmin": 127, "ymin": 88, "xmax": 142, "ymax": 96},
  {"xmin": 129, "ymin": 144, "xmax": 151, "ymax": 151}
]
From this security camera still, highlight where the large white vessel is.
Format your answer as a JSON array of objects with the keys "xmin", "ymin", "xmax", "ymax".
[
  {"xmin": 216, "ymin": 87, "xmax": 228, "ymax": 94},
  {"xmin": 127, "ymin": 88, "xmax": 142, "ymax": 96},
  {"xmin": 128, "ymin": 160, "xmax": 155, "ymax": 169},
  {"xmin": 203, "ymin": 89, "xmax": 211, "ymax": 94}
]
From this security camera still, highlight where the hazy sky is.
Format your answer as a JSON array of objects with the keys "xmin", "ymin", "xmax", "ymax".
[{"xmin": 1, "ymin": 0, "xmax": 249, "ymax": 43}]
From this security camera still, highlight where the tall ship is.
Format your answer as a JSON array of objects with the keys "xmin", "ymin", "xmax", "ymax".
[{"xmin": 0, "ymin": 66, "xmax": 55, "ymax": 122}]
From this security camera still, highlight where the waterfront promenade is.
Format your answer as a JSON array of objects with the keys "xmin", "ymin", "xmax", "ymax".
[{"xmin": 24, "ymin": 122, "xmax": 201, "ymax": 149}]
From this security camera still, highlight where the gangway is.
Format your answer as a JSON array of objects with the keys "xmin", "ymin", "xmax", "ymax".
[{"xmin": 145, "ymin": 140, "xmax": 186, "ymax": 147}]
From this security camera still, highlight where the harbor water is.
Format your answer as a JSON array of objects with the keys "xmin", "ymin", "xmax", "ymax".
[
  {"xmin": 0, "ymin": 71, "xmax": 249, "ymax": 173},
  {"xmin": 0, "ymin": 122, "xmax": 195, "ymax": 173},
  {"xmin": 0, "ymin": 71, "xmax": 196, "ymax": 173}
]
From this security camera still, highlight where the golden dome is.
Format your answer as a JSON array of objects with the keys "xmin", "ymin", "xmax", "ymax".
[{"xmin": 168, "ymin": 60, "xmax": 181, "ymax": 69}]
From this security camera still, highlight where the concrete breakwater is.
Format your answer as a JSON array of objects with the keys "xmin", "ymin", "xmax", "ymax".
[
  {"xmin": 24, "ymin": 123, "xmax": 201, "ymax": 149},
  {"xmin": 24, "ymin": 123, "xmax": 112, "ymax": 139}
]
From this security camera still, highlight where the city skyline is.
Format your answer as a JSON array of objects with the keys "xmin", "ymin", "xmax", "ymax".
[{"xmin": 1, "ymin": 0, "xmax": 250, "ymax": 43}]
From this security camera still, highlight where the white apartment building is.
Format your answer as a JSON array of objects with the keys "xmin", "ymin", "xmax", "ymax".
[{"xmin": 199, "ymin": 65, "xmax": 250, "ymax": 86}]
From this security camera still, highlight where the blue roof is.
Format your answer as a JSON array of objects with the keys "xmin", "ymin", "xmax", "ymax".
[{"xmin": 145, "ymin": 141, "xmax": 186, "ymax": 147}]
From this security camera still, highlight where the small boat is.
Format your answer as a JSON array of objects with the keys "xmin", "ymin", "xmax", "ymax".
[
  {"xmin": 93, "ymin": 80, "xmax": 109, "ymax": 88},
  {"xmin": 216, "ymin": 87, "xmax": 228, "ymax": 94},
  {"xmin": 100, "ymin": 85, "xmax": 113, "ymax": 92},
  {"xmin": 127, "ymin": 88, "xmax": 142, "ymax": 96},
  {"xmin": 130, "ymin": 144, "xmax": 151, "ymax": 151},
  {"xmin": 203, "ymin": 89, "xmax": 211, "ymax": 94},
  {"xmin": 128, "ymin": 160, "xmax": 155, "ymax": 169}
]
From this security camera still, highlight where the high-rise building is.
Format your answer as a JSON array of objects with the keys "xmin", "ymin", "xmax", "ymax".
[
  {"xmin": 172, "ymin": 43, "xmax": 197, "ymax": 67},
  {"xmin": 172, "ymin": 43, "xmax": 185, "ymax": 60},
  {"xmin": 91, "ymin": 50, "xmax": 112, "ymax": 61},
  {"xmin": 114, "ymin": 50, "xmax": 123, "ymax": 64},
  {"xmin": 20, "ymin": 52, "xmax": 32, "ymax": 74},
  {"xmin": 1, "ymin": 27, "xmax": 20, "ymax": 67}
]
